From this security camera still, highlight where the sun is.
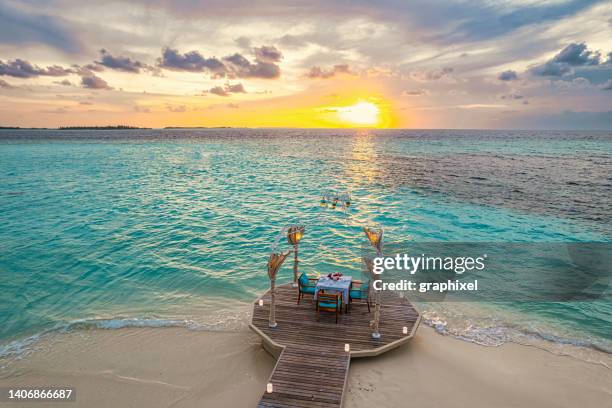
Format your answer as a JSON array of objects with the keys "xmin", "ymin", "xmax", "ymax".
[{"xmin": 336, "ymin": 101, "xmax": 380, "ymax": 126}]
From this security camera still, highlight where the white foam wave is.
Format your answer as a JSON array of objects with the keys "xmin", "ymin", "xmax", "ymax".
[{"xmin": 420, "ymin": 309, "xmax": 612, "ymax": 367}]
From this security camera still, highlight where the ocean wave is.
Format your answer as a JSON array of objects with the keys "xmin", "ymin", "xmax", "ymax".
[
  {"xmin": 0, "ymin": 311, "xmax": 251, "ymax": 364},
  {"xmin": 420, "ymin": 309, "xmax": 612, "ymax": 367}
]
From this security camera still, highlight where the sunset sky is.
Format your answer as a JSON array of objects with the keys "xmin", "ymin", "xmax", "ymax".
[{"xmin": 1, "ymin": 0, "xmax": 611, "ymax": 129}]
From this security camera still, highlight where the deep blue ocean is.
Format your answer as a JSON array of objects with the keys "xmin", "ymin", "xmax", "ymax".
[{"xmin": 0, "ymin": 129, "xmax": 610, "ymax": 364}]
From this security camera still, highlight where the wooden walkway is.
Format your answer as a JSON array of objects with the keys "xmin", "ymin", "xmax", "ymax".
[{"xmin": 250, "ymin": 283, "xmax": 421, "ymax": 408}]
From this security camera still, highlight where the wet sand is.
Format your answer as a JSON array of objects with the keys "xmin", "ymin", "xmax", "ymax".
[{"xmin": 1, "ymin": 326, "xmax": 610, "ymax": 407}]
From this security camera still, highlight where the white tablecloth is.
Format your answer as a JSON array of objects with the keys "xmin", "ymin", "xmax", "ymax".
[{"xmin": 314, "ymin": 276, "xmax": 352, "ymax": 305}]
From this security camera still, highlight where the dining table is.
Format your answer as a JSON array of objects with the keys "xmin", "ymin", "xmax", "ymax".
[{"xmin": 314, "ymin": 275, "xmax": 353, "ymax": 306}]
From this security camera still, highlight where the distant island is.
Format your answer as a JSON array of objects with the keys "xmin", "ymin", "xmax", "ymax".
[
  {"xmin": 163, "ymin": 126, "xmax": 233, "ymax": 129},
  {"xmin": 0, "ymin": 126, "xmax": 49, "ymax": 130},
  {"xmin": 0, "ymin": 125, "xmax": 150, "ymax": 130},
  {"xmin": 59, "ymin": 125, "xmax": 150, "ymax": 130}
]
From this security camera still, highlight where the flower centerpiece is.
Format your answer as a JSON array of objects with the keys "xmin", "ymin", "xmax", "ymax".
[{"xmin": 327, "ymin": 272, "xmax": 343, "ymax": 281}]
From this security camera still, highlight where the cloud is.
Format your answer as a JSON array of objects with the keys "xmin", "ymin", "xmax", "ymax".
[
  {"xmin": 0, "ymin": 59, "xmax": 72, "ymax": 78},
  {"xmin": 306, "ymin": 64, "xmax": 352, "ymax": 79},
  {"xmin": 552, "ymin": 42, "xmax": 601, "ymax": 66},
  {"xmin": 499, "ymin": 91, "xmax": 524, "ymax": 100},
  {"xmin": 424, "ymin": 67, "xmax": 453, "ymax": 80},
  {"xmin": 204, "ymin": 82, "xmax": 246, "ymax": 96},
  {"xmin": 0, "ymin": 3, "xmax": 81, "ymax": 53},
  {"xmin": 207, "ymin": 86, "xmax": 228, "ymax": 96},
  {"xmin": 430, "ymin": 0, "xmax": 601, "ymax": 43},
  {"xmin": 166, "ymin": 105, "xmax": 187, "ymax": 112},
  {"xmin": 54, "ymin": 79, "xmax": 73, "ymax": 86},
  {"xmin": 407, "ymin": 67, "xmax": 454, "ymax": 81},
  {"xmin": 81, "ymin": 75, "xmax": 111, "ymax": 89},
  {"xmin": 531, "ymin": 43, "xmax": 604, "ymax": 77},
  {"xmin": 498, "ymin": 70, "xmax": 518, "ymax": 81},
  {"xmin": 0, "ymin": 79, "xmax": 14, "ymax": 88},
  {"xmin": 222, "ymin": 52, "xmax": 281, "ymax": 79},
  {"xmin": 159, "ymin": 47, "xmax": 281, "ymax": 79},
  {"xmin": 600, "ymin": 79, "xmax": 612, "ymax": 90},
  {"xmin": 96, "ymin": 49, "xmax": 145, "ymax": 73},
  {"xmin": 402, "ymin": 89, "xmax": 428, "ymax": 96},
  {"xmin": 254, "ymin": 45, "xmax": 282, "ymax": 63},
  {"xmin": 159, "ymin": 47, "xmax": 227, "ymax": 76}
]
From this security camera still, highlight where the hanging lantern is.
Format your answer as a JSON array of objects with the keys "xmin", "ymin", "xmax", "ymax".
[
  {"xmin": 364, "ymin": 227, "xmax": 383, "ymax": 257},
  {"xmin": 287, "ymin": 225, "xmax": 305, "ymax": 287},
  {"xmin": 287, "ymin": 225, "xmax": 305, "ymax": 246}
]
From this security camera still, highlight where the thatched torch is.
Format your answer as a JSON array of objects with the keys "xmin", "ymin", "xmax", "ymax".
[
  {"xmin": 287, "ymin": 225, "xmax": 305, "ymax": 287},
  {"xmin": 364, "ymin": 227, "xmax": 384, "ymax": 339},
  {"xmin": 267, "ymin": 251, "xmax": 291, "ymax": 328}
]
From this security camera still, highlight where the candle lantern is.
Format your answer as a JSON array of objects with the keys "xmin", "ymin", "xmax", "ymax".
[
  {"xmin": 364, "ymin": 227, "xmax": 384, "ymax": 340},
  {"xmin": 287, "ymin": 225, "xmax": 305, "ymax": 287}
]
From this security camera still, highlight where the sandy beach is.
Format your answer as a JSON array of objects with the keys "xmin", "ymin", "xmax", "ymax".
[{"xmin": 1, "ymin": 326, "xmax": 610, "ymax": 408}]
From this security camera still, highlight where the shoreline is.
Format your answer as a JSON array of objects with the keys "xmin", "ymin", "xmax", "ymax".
[
  {"xmin": 1, "ymin": 325, "xmax": 610, "ymax": 408},
  {"xmin": 1, "ymin": 310, "xmax": 610, "ymax": 370}
]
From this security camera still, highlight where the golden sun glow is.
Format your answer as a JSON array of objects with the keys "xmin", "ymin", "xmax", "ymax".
[{"xmin": 337, "ymin": 101, "xmax": 380, "ymax": 126}]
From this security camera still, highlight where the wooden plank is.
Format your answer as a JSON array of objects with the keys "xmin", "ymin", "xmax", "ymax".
[{"xmin": 252, "ymin": 283, "xmax": 421, "ymax": 407}]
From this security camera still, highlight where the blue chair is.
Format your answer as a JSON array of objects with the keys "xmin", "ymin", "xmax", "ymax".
[
  {"xmin": 316, "ymin": 292, "xmax": 342, "ymax": 323},
  {"xmin": 297, "ymin": 273, "xmax": 317, "ymax": 304},
  {"xmin": 349, "ymin": 280, "xmax": 370, "ymax": 312}
]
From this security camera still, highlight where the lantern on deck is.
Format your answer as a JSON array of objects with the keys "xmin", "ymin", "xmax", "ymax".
[
  {"xmin": 364, "ymin": 226, "xmax": 383, "ymax": 257},
  {"xmin": 364, "ymin": 226, "xmax": 384, "ymax": 340},
  {"xmin": 287, "ymin": 225, "xmax": 305, "ymax": 287}
]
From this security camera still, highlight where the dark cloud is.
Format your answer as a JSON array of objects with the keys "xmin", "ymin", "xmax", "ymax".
[
  {"xmin": 204, "ymin": 82, "xmax": 246, "ymax": 96},
  {"xmin": 96, "ymin": 49, "xmax": 145, "ymax": 73},
  {"xmin": 72, "ymin": 64, "xmax": 105, "ymax": 76},
  {"xmin": 0, "ymin": 59, "xmax": 72, "ymax": 78},
  {"xmin": 207, "ymin": 86, "xmax": 229, "ymax": 96},
  {"xmin": 552, "ymin": 43, "xmax": 601, "ymax": 66},
  {"xmin": 159, "ymin": 47, "xmax": 281, "ymax": 79},
  {"xmin": 500, "ymin": 92, "xmax": 524, "ymax": 100},
  {"xmin": 159, "ymin": 48, "xmax": 228, "ymax": 77},
  {"xmin": 402, "ymin": 89, "xmax": 427, "ymax": 96},
  {"xmin": 254, "ymin": 46, "xmax": 282, "ymax": 63},
  {"xmin": 498, "ymin": 70, "xmax": 518, "ymax": 81},
  {"xmin": 531, "ymin": 43, "xmax": 606, "ymax": 77},
  {"xmin": 306, "ymin": 64, "xmax": 352, "ymax": 79},
  {"xmin": 226, "ymin": 83, "xmax": 246, "ymax": 93},
  {"xmin": 54, "ymin": 79, "xmax": 73, "ymax": 86},
  {"xmin": 80, "ymin": 75, "xmax": 111, "ymax": 90},
  {"xmin": 424, "ymin": 67, "xmax": 453, "ymax": 80},
  {"xmin": 0, "ymin": 3, "xmax": 81, "ymax": 53},
  {"xmin": 532, "ymin": 60, "xmax": 573, "ymax": 76},
  {"xmin": 222, "ymin": 52, "xmax": 281, "ymax": 79},
  {"xmin": 0, "ymin": 79, "xmax": 14, "ymax": 88}
]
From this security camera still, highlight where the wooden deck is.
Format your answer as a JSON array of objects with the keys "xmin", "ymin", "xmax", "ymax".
[{"xmin": 250, "ymin": 283, "xmax": 421, "ymax": 408}]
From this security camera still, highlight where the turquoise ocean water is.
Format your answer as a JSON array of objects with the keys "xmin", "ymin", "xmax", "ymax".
[{"xmin": 0, "ymin": 129, "xmax": 610, "ymax": 365}]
